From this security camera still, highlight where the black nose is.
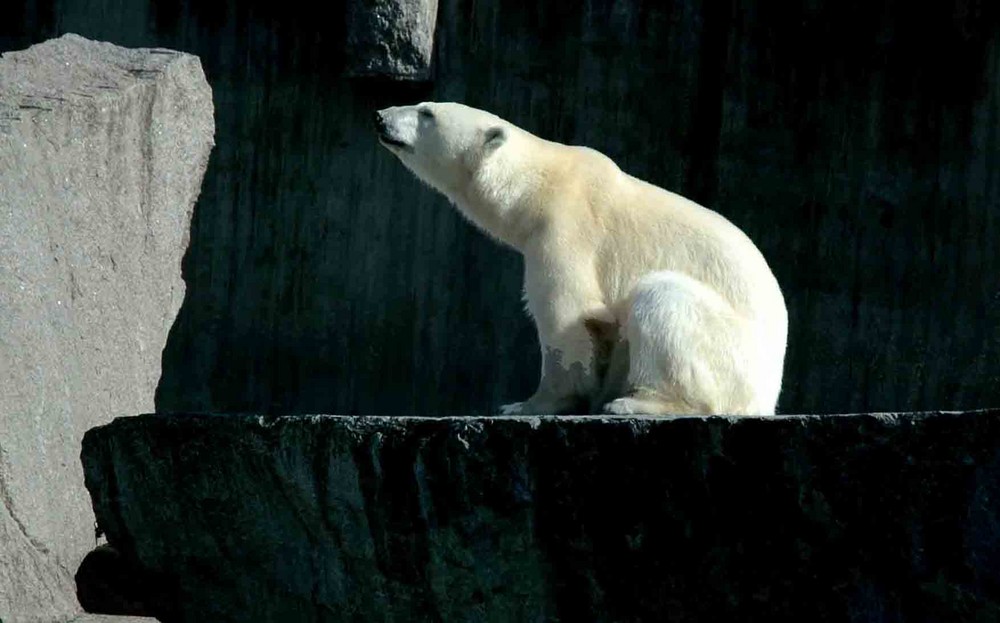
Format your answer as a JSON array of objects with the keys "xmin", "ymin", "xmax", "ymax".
[{"xmin": 373, "ymin": 111, "xmax": 387, "ymax": 134}]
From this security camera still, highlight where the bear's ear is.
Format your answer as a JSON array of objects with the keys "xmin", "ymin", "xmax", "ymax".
[{"xmin": 484, "ymin": 126, "xmax": 506, "ymax": 150}]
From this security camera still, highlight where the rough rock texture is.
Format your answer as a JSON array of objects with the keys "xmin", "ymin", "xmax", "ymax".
[
  {"xmin": 345, "ymin": 0, "xmax": 439, "ymax": 79},
  {"xmin": 68, "ymin": 616, "xmax": 155, "ymax": 623},
  {"xmin": 84, "ymin": 411, "xmax": 1000, "ymax": 622},
  {"xmin": 0, "ymin": 34, "xmax": 214, "ymax": 621}
]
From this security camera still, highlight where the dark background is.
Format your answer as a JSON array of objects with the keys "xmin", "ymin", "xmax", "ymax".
[{"xmin": 3, "ymin": 0, "xmax": 998, "ymax": 415}]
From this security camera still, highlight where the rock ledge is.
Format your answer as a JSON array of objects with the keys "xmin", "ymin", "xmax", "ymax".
[{"xmin": 83, "ymin": 411, "xmax": 1000, "ymax": 622}]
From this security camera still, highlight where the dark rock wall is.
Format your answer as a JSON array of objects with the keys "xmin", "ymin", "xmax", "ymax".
[{"xmin": 4, "ymin": 0, "xmax": 999, "ymax": 415}]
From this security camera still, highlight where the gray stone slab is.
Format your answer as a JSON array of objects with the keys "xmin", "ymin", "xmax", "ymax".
[
  {"xmin": 83, "ymin": 410, "xmax": 1000, "ymax": 622},
  {"xmin": 0, "ymin": 34, "xmax": 213, "ymax": 621},
  {"xmin": 66, "ymin": 616, "xmax": 156, "ymax": 623},
  {"xmin": 345, "ymin": 0, "xmax": 438, "ymax": 80}
]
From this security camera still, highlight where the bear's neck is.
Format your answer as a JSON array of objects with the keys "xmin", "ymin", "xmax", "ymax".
[{"xmin": 450, "ymin": 150, "xmax": 547, "ymax": 252}]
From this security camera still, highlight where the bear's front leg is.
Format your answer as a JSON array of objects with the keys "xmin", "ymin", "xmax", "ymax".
[
  {"xmin": 499, "ymin": 339, "xmax": 595, "ymax": 414},
  {"xmin": 499, "ymin": 288, "xmax": 611, "ymax": 415},
  {"xmin": 499, "ymin": 338, "xmax": 594, "ymax": 415}
]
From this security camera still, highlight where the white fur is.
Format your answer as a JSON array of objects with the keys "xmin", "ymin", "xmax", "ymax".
[{"xmin": 376, "ymin": 102, "xmax": 788, "ymax": 415}]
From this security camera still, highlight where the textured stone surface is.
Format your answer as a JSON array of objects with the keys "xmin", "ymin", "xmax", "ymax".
[
  {"xmin": 0, "ymin": 34, "xmax": 213, "ymax": 621},
  {"xmin": 68, "ymin": 616, "xmax": 156, "ymax": 623},
  {"xmin": 84, "ymin": 411, "xmax": 1000, "ymax": 622},
  {"xmin": 346, "ymin": 0, "xmax": 439, "ymax": 79}
]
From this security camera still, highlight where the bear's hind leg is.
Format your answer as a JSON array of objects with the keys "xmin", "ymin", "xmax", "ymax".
[
  {"xmin": 602, "ymin": 389, "xmax": 704, "ymax": 416},
  {"xmin": 617, "ymin": 270, "xmax": 763, "ymax": 416}
]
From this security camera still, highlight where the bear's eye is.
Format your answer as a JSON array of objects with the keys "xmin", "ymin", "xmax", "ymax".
[{"xmin": 418, "ymin": 108, "xmax": 435, "ymax": 121}]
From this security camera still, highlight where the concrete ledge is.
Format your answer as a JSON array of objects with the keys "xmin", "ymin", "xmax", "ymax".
[{"xmin": 83, "ymin": 411, "xmax": 1000, "ymax": 622}]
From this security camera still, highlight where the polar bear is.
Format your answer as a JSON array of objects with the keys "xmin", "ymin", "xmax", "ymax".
[{"xmin": 374, "ymin": 102, "xmax": 788, "ymax": 415}]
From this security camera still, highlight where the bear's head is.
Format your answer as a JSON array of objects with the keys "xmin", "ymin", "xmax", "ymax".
[{"xmin": 374, "ymin": 102, "xmax": 510, "ymax": 199}]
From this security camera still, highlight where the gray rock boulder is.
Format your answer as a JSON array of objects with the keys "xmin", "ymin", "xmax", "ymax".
[
  {"xmin": 0, "ymin": 34, "xmax": 213, "ymax": 621},
  {"xmin": 345, "ymin": 0, "xmax": 439, "ymax": 80},
  {"xmin": 83, "ymin": 411, "xmax": 1000, "ymax": 622}
]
